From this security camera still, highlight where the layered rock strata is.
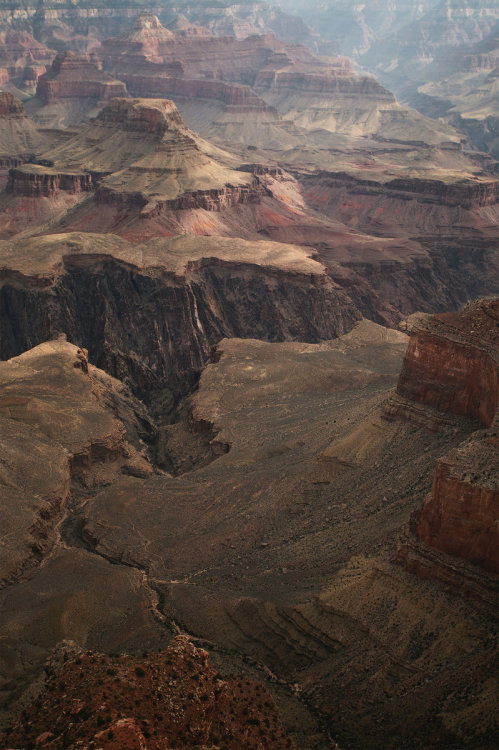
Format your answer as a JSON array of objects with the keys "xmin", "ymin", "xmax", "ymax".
[
  {"xmin": 36, "ymin": 50, "xmax": 127, "ymax": 104},
  {"xmin": 0, "ymin": 232, "xmax": 360, "ymax": 397},
  {"xmin": 0, "ymin": 92, "xmax": 46, "ymax": 165},
  {"xmin": 7, "ymin": 165, "xmax": 93, "ymax": 196},
  {"xmin": 413, "ymin": 431, "xmax": 499, "ymax": 574},
  {"xmin": 98, "ymin": 14, "xmax": 452, "ymax": 147},
  {"xmin": 388, "ymin": 299, "xmax": 499, "ymax": 428},
  {"xmin": 391, "ymin": 299, "xmax": 499, "ymax": 597},
  {"xmin": 0, "ymin": 26, "xmax": 53, "ymax": 85}
]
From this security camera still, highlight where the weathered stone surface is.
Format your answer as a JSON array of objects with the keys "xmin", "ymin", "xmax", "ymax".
[
  {"xmin": 391, "ymin": 299, "xmax": 499, "ymax": 594},
  {"xmin": 0, "ymin": 232, "xmax": 361, "ymax": 395},
  {"xmin": 35, "ymin": 50, "xmax": 127, "ymax": 107},
  {"xmin": 415, "ymin": 432, "xmax": 499, "ymax": 573},
  {"xmin": 0, "ymin": 337, "xmax": 153, "ymax": 588},
  {"xmin": 7, "ymin": 164, "xmax": 93, "ymax": 196},
  {"xmin": 393, "ymin": 299, "xmax": 499, "ymax": 427},
  {"xmin": 2, "ymin": 636, "xmax": 298, "ymax": 750}
]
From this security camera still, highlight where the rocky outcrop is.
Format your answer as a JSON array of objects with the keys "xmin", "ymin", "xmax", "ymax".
[
  {"xmin": 101, "ymin": 179, "xmax": 264, "ymax": 214},
  {"xmin": 0, "ymin": 26, "xmax": 54, "ymax": 83},
  {"xmin": 301, "ymin": 169, "xmax": 499, "ymax": 217},
  {"xmin": 398, "ymin": 426, "xmax": 499, "ymax": 603},
  {"xmin": 255, "ymin": 66, "xmax": 394, "ymax": 100},
  {"xmin": 415, "ymin": 432, "xmax": 499, "ymax": 574},
  {"xmin": 125, "ymin": 74, "xmax": 276, "ymax": 112},
  {"xmin": 2, "ymin": 636, "xmax": 298, "ymax": 750},
  {"xmin": 99, "ymin": 15, "xmax": 328, "ymax": 86},
  {"xmin": 0, "ymin": 92, "xmax": 47, "ymax": 163},
  {"xmin": 36, "ymin": 51, "xmax": 127, "ymax": 104},
  {"xmin": 392, "ymin": 299, "xmax": 499, "ymax": 596},
  {"xmin": 7, "ymin": 165, "xmax": 93, "ymax": 196},
  {"xmin": 95, "ymin": 95, "xmax": 185, "ymax": 133},
  {"xmin": 0, "ymin": 337, "xmax": 152, "ymax": 589},
  {"xmin": 390, "ymin": 299, "xmax": 499, "ymax": 429}
]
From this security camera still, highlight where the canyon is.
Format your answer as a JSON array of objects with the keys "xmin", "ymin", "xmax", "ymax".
[
  {"xmin": 0, "ymin": 3, "xmax": 497, "ymax": 749},
  {"xmin": 0, "ymin": 305, "xmax": 497, "ymax": 749}
]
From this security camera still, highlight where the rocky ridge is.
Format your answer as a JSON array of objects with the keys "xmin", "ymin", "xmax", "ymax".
[
  {"xmin": 26, "ymin": 50, "xmax": 128, "ymax": 129},
  {"xmin": 2, "ymin": 636, "xmax": 298, "ymax": 750},
  {"xmin": 98, "ymin": 14, "xmax": 464, "ymax": 152}
]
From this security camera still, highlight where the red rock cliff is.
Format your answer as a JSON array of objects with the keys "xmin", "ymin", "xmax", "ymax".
[
  {"xmin": 36, "ymin": 51, "xmax": 127, "ymax": 103},
  {"xmin": 415, "ymin": 434, "xmax": 499, "ymax": 574},
  {"xmin": 395, "ymin": 299, "xmax": 499, "ymax": 594},
  {"xmin": 394, "ymin": 299, "xmax": 499, "ymax": 428}
]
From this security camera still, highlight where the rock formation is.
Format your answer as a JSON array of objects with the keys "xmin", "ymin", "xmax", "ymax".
[
  {"xmin": 0, "ymin": 232, "xmax": 360, "ymax": 396},
  {"xmin": 387, "ymin": 299, "xmax": 499, "ymax": 429},
  {"xmin": 0, "ymin": 26, "xmax": 53, "ymax": 89},
  {"xmin": 26, "ymin": 50, "xmax": 127, "ymax": 128},
  {"xmin": 0, "ymin": 6, "xmax": 497, "ymax": 749},
  {"xmin": 0, "ymin": 336, "xmax": 152, "ymax": 591},
  {"xmin": 414, "ymin": 430, "xmax": 498, "ymax": 574},
  {"xmin": 98, "ymin": 13, "xmax": 464, "ymax": 152},
  {"xmin": 414, "ymin": 31, "xmax": 499, "ymax": 158},
  {"xmin": 0, "ymin": 309, "xmax": 497, "ymax": 749},
  {"xmin": 388, "ymin": 299, "xmax": 499, "ymax": 601},
  {"xmin": 0, "ymin": 92, "xmax": 47, "ymax": 166},
  {"xmin": 2, "ymin": 636, "xmax": 298, "ymax": 750}
]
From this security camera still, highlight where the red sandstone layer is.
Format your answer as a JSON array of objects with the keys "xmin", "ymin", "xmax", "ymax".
[
  {"xmin": 393, "ymin": 299, "xmax": 499, "ymax": 589},
  {"xmin": 416, "ymin": 433, "xmax": 499, "ymax": 573},
  {"xmin": 7, "ymin": 167, "xmax": 93, "ymax": 197},
  {"xmin": 391, "ymin": 299, "xmax": 499, "ymax": 428},
  {"xmin": 36, "ymin": 50, "xmax": 127, "ymax": 104}
]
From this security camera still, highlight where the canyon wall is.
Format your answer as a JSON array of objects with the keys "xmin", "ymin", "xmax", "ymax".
[
  {"xmin": 36, "ymin": 51, "xmax": 127, "ymax": 103},
  {"xmin": 415, "ymin": 435, "xmax": 499, "ymax": 574},
  {"xmin": 7, "ymin": 166, "xmax": 94, "ymax": 196},
  {"xmin": 394, "ymin": 301, "xmax": 499, "ymax": 427},
  {"xmin": 0, "ymin": 252, "xmax": 360, "ymax": 398},
  {"xmin": 393, "ymin": 299, "xmax": 498, "ymax": 595}
]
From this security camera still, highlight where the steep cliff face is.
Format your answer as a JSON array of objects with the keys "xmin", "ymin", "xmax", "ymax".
[
  {"xmin": 0, "ymin": 233, "xmax": 360, "ymax": 397},
  {"xmin": 125, "ymin": 73, "xmax": 276, "ymax": 112},
  {"xmin": 254, "ymin": 65, "xmax": 393, "ymax": 100},
  {"xmin": 36, "ymin": 50, "xmax": 127, "ymax": 104},
  {"xmin": 7, "ymin": 165, "xmax": 93, "ymax": 196},
  {"xmin": 393, "ymin": 299, "xmax": 499, "ymax": 428},
  {"xmin": 415, "ymin": 433, "xmax": 499, "ymax": 574},
  {"xmin": 392, "ymin": 299, "xmax": 499, "ymax": 594},
  {"xmin": 395, "ymin": 332, "xmax": 498, "ymax": 427},
  {"xmin": 300, "ymin": 169, "xmax": 499, "ymax": 231}
]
